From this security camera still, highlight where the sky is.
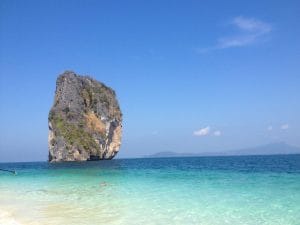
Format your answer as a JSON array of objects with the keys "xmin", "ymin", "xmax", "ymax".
[{"xmin": 0, "ymin": 0, "xmax": 299, "ymax": 162}]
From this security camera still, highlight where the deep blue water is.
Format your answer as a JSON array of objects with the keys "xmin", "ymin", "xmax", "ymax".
[{"xmin": 2, "ymin": 154, "xmax": 300, "ymax": 173}]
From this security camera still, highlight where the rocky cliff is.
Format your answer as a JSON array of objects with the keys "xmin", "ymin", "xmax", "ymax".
[{"xmin": 48, "ymin": 71, "xmax": 122, "ymax": 162}]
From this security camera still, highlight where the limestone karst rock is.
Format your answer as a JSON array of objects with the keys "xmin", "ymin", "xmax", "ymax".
[{"xmin": 48, "ymin": 71, "xmax": 122, "ymax": 162}]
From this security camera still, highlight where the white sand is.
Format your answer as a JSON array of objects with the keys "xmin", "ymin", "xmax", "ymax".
[{"xmin": 0, "ymin": 209, "xmax": 22, "ymax": 225}]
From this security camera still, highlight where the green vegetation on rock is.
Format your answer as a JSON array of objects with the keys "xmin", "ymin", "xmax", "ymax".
[{"xmin": 52, "ymin": 114, "xmax": 98, "ymax": 151}]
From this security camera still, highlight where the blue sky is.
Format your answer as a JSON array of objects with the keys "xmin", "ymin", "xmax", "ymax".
[{"xmin": 0, "ymin": 0, "xmax": 299, "ymax": 161}]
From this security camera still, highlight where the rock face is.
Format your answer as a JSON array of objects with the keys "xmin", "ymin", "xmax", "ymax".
[{"xmin": 48, "ymin": 71, "xmax": 122, "ymax": 162}]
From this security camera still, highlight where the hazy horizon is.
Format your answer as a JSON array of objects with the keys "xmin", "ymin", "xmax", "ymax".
[{"xmin": 1, "ymin": 0, "xmax": 300, "ymax": 162}]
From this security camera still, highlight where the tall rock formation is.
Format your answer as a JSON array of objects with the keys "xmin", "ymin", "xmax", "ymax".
[{"xmin": 48, "ymin": 71, "xmax": 122, "ymax": 162}]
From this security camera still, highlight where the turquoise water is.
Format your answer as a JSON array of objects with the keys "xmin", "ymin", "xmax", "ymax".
[{"xmin": 1, "ymin": 155, "xmax": 300, "ymax": 225}]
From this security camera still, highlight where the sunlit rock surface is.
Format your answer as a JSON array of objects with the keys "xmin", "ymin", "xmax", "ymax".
[{"xmin": 48, "ymin": 71, "xmax": 122, "ymax": 162}]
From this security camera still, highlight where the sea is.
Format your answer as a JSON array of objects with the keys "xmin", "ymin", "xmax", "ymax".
[{"xmin": 0, "ymin": 155, "xmax": 300, "ymax": 225}]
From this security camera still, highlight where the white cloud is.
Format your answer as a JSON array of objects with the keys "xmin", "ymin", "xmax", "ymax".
[
  {"xmin": 281, "ymin": 124, "xmax": 289, "ymax": 130},
  {"xmin": 193, "ymin": 126, "xmax": 210, "ymax": 136},
  {"xmin": 267, "ymin": 126, "xmax": 273, "ymax": 131},
  {"xmin": 213, "ymin": 130, "xmax": 222, "ymax": 136},
  {"xmin": 218, "ymin": 16, "xmax": 271, "ymax": 49},
  {"xmin": 232, "ymin": 16, "xmax": 271, "ymax": 33},
  {"xmin": 218, "ymin": 34, "xmax": 258, "ymax": 48},
  {"xmin": 198, "ymin": 16, "xmax": 272, "ymax": 52}
]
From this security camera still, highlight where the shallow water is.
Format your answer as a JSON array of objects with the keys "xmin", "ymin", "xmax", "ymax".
[{"xmin": 1, "ymin": 155, "xmax": 300, "ymax": 225}]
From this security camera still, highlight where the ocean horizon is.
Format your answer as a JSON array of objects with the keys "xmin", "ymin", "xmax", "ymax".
[
  {"xmin": 1, "ymin": 0, "xmax": 299, "ymax": 224},
  {"xmin": 1, "ymin": 154, "xmax": 300, "ymax": 225}
]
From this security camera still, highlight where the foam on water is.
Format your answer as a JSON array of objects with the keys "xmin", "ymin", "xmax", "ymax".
[{"xmin": 1, "ymin": 155, "xmax": 300, "ymax": 225}]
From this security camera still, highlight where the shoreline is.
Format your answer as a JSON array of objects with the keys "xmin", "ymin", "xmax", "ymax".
[{"xmin": 1, "ymin": 156, "xmax": 299, "ymax": 225}]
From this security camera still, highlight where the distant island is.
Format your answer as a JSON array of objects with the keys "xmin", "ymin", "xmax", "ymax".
[{"xmin": 146, "ymin": 142, "xmax": 300, "ymax": 158}]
